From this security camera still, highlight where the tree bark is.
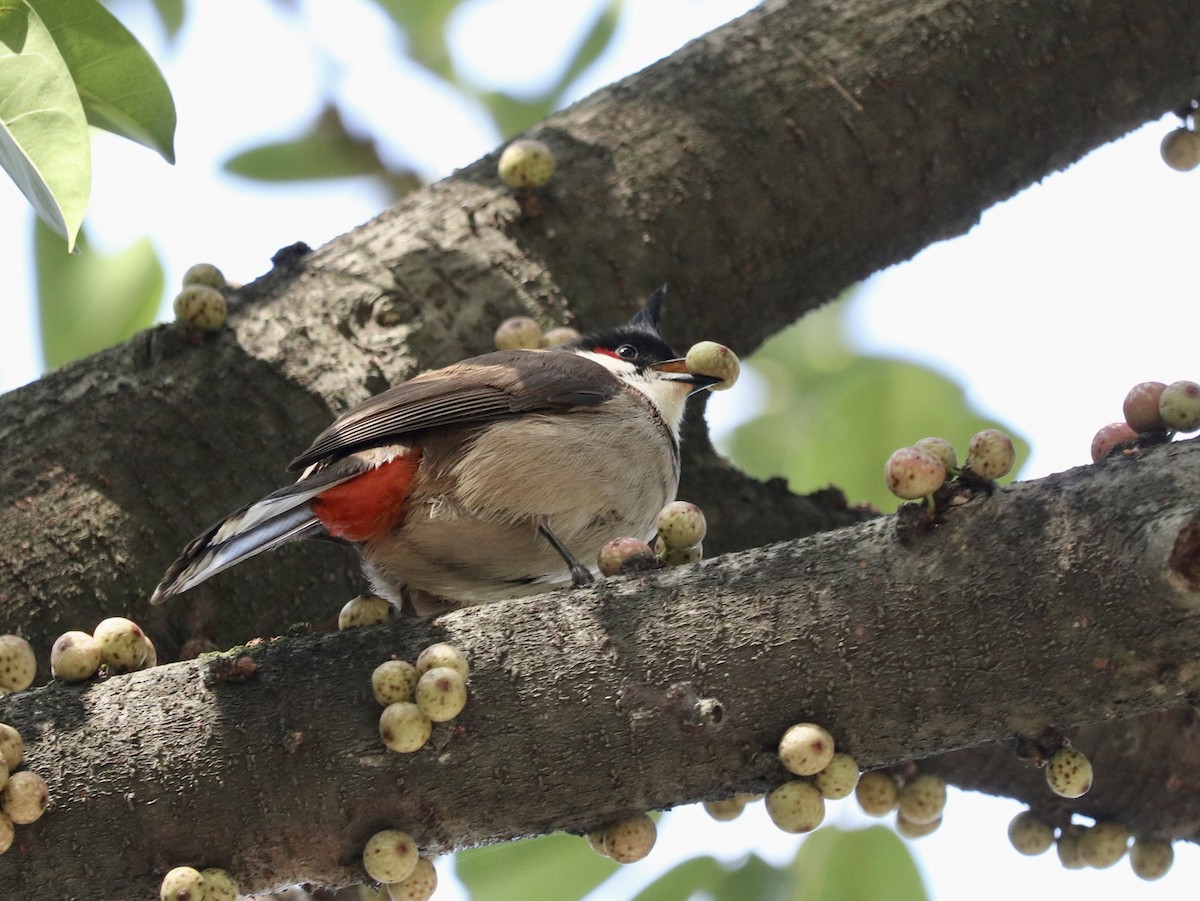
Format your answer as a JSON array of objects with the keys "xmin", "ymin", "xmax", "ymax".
[
  {"xmin": 1, "ymin": 0, "xmax": 1199, "ymax": 896},
  {"xmin": 2, "ymin": 438, "xmax": 1200, "ymax": 897}
]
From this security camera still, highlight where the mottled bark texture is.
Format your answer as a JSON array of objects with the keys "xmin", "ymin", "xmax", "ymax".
[
  {"xmin": 0, "ymin": 0, "xmax": 1198, "ymax": 897},
  {"xmin": 4, "ymin": 438, "xmax": 1200, "ymax": 897}
]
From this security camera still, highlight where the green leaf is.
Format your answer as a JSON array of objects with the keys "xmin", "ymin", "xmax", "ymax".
[
  {"xmin": 0, "ymin": 1, "xmax": 90, "ymax": 250},
  {"xmin": 789, "ymin": 826, "xmax": 929, "ymax": 901},
  {"xmin": 224, "ymin": 105, "xmax": 418, "ymax": 198},
  {"xmin": 366, "ymin": 0, "xmax": 461, "ymax": 83},
  {"xmin": 629, "ymin": 855, "xmax": 726, "ymax": 901},
  {"xmin": 35, "ymin": 217, "xmax": 163, "ymax": 368},
  {"xmin": 30, "ymin": 0, "xmax": 176, "ymax": 162},
  {"xmin": 455, "ymin": 833, "xmax": 616, "ymax": 901},
  {"xmin": 548, "ymin": 0, "xmax": 622, "ymax": 102},
  {"xmin": 712, "ymin": 854, "xmax": 795, "ymax": 901},
  {"xmin": 148, "ymin": 0, "xmax": 185, "ymax": 40},
  {"xmin": 726, "ymin": 293, "xmax": 1028, "ymax": 511}
]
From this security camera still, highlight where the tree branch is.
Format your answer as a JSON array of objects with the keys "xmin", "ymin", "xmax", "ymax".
[{"xmin": 3, "ymin": 439, "xmax": 1199, "ymax": 897}]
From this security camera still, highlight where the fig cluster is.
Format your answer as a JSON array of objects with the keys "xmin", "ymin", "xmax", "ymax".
[
  {"xmin": 493, "ymin": 316, "xmax": 581, "ymax": 352},
  {"xmin": 376, "ymin": 643, "xmax": 469, "ymax": 754},
  {"xmin": 0, "ymin": 721, "xmax": 50, "ymax": 853},
  {"xmin": 173, "ymin": 263, "xmax": 229, "ymax": 332},
  {"xmin": 1008, "ymin": 808, "xmax": 1174, "ymax": 880},
  {"xmin": 885, "ymin": 429, "xmax": 1016, "ymax": 503},
  {"xmin": 51, "ymin": 617, "xmax": 156, "ymax": 682},
  {"xmin": 761, "ymin": 722, "xmax": 867, "ymax": 835},
  {"xmin": 1090, "ymin": 380, "xmax": 1200, "ymax": 462},
  {"xmin": 585, "ymin": 812, "xmax": 658, "ymax": 864},
  {"xmin": 598, "ymin": 499, "xmax": 710, "ymax": 576},
  {"xmin": 160, "ymin": 866, "xmax": 239, "ymax": 901},
  {"xmin": 363, "ymin": 829, "xmax": 438, "ymax": 900}
]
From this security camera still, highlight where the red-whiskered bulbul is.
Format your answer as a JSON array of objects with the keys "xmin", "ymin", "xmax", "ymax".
[{"xmin": 150, "ymin": 288, "xmax": 720, "ymax": 612}]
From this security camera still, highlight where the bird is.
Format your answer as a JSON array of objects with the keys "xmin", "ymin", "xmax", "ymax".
[{"xmin": 150, "ymin": 288, "xmax": 721, "ymax": 614}]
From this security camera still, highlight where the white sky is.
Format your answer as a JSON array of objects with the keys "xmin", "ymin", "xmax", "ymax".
[{"xmin": 1, "ymin": 0, "xmax": 1197, "ymax": 898}]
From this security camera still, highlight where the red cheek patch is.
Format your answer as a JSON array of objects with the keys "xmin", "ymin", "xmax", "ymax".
[{"xmin": 311, "ymin": 451, "xmax": 422, "ymax": 542}]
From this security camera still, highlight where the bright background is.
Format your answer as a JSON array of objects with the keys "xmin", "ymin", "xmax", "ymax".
[{"xmin": 1, "ymin": 1, "xmax": 1198, "ymax": 898}]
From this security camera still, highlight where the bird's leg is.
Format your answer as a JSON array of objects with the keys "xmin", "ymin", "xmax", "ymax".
[{"xmin": 537, "ymin": 520, "xmax": 594, "ymax": 587}]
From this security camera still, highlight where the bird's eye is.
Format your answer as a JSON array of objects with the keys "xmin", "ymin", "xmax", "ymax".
[{"xmin": 615, "ymin": 344, "xmax": 638, "ymax": 360}]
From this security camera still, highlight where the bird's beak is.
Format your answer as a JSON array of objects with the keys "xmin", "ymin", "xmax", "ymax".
[{"xmin": 652, "ymin": 358, "xmax": 722, "ymax": 393}]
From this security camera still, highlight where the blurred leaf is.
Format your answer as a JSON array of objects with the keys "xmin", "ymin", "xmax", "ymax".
[
  {"xmin": 789, "ymin": 826, "xmax": 928, "ymax": 901},
  {"xmin": 0, "ymin": 1, "xmax": 90, "ymax": 250},
  {"xmin": 31, "ymin": 0, "xmax": 176, "ymax": 162},
  {"xmin": 548, "ymin": 0, "xmax": 621, "ymax": 102},
  {"xmin": 727, "ymin": 294, "xmax": 1028, "ymax": 511},
  {"xmin": 224, "ymin": 104, "xmax": 419, "ymax": 198},
  {"xmin": 711, "ymin": 853, "xmax": 795, "ymax": 901},
  {"xmin": 479, "ymin": 89, "xmax": 555, "ymax": 141},
  {"xmin": 630, "ymin": 855, "xmax": 725, "ymax": 901},
  {"xmin": 148, "ymin": 0, "xmax": 185, "ymax": 39},
  {"xmin": 35, "ymin": 217, "xmax": 163, "ymax": 368},
  {"xmin": 367, "ymin": 0, "xmax": 461, "ymax": 83},
  {"xmin": 455, "ymin": 833, "xmax": 615, "ymax": 901}
]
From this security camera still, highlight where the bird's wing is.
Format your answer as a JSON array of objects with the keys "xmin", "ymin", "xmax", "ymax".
[{"xmin": 289, "ymin": 350, "xmax": 618, "ymax": 470}]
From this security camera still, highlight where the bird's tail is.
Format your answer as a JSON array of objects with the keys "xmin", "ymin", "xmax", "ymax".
[{"xmin": 149, "ymin": 480, "xmax": 342, "ymax": 605}]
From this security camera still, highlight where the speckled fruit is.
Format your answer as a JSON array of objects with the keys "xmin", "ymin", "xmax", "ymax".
[
  {"xmin": 0, "ymin": 635, "xmax": 35, "ymax": 692},
  {"xmin": 586, "ymin": 829, "xmax": 609, "ymax": 857},
  {"xmin": 598, "ymin": 537, "xmax": 658, "ymax": 576},
  {"xmin": 201, "ymin": 868, "xmax": 238, "ymax": 901},
  {"xmin": 896, "ymin": 813, "xmax": 942, "ymax": 839},
  {"xmin": 541, "ymin": 326, "xmax": 581, "ymax": 347},
  {"xmin": 1008, "ymin": 810, "xmax": 1054, "ymax": 856},
  {"xmin": 141, "ymin": 634, "xmax": 158, "ymax": 669},
  {"xmin": 1159, "ymin": 380, "xmax": 1200, "ymax": 432},
  {"xmin": 656, "ymin": 500, "xmax": 707, "ymax": 550},
  {"xmin": 379, "ymin": 702, "xmax": 432, "ymax": 753},
  {"xmin": 497, "ymin": 138, "xmax": 556, "ymax": 189},
  {"xmin": 766, "ymin": 780, "xmax": 825, "ymax": 834},
  {"xmin": 965, "ymin": 428, "xmax": 1016, "ymax": 480},
  {"xmin": 372, "ymin": 660, "xmax": 419, "ymax": 706},
  {"xmin": 1161, "ymin": 127, "xmax": 1200, "ymax": 171},
  {"xmin": 386, "ymin": 856, "xmax": 438, "ymax": 901},
  {"xmin": 1045, "ymin": 747, "xmax": 1092, "ymax": 799},
  {"xmin": 1123, "ymin": 381, "xmax": 1168, "ymax": 433},
  {"xmin": 884, "ymin": 446, "xmax": 946, "ymax": 500},
  {"xmin": 1130, "ymin": 837, "xmax": 1174, "ymax": 881},
  {"xmin": 415, "ymin": 643, "xmax": 469, "ymax": 679},
  {"xmin": 898, "ymin": 774, "xmax": 947, "ymax": 826},
  {"xmin": 493, "ymin": 316, "xmax": 543, "ymax": 351},
  {"xmin": 0, "ymin": 724, "xmax": 22, "ymax": 770},
  {"xmin": 182, "ymin": 263, "xmax": 226, "ymax": 290},
  {"xmin": 415, "ymin": 666, "xmax": 468, "ymax": 722},
  {"xmin": 778, "ymin": 722, "xmax": 835, "ymax": 776},
  {"xmin": 3, "ymin": 770, "xmax": 48, "ymax": 824},
  {"xmin": 814, "ymin": 753, "xmax": 860, "ymax": 800},
  {"xmin": 363, "ymin": 829, "xmax": 419, "ymax": 884},
  {"xmin": 0, "ymin": 811, "xmax": 12, "ymax": 855},
  {"xmin": 173, "ymin": 284, "xmax": 227, "ymax": 331},
  {"xmin": 1091, "ymin": 422, "xmax": 1138, "ymax": 463},
  {"xmin": 92, "ymin": 617, "xmax": 148, "ymax": 673},
  {"xmin": 914, "ymin": 436, "xmax": 958, "ymax": 472},
  {"xmin": 602, "ymin": 813, "xmax": 657, "ymax": 863},
  {"xmin": 702, "ymin": 797, "xmax": 746, "ymax": 821},
  {"xmin": 657, "ymin": 540, "xmax": 702, "ymax": 567},
  {"xmin": 855, "ymin": 770, "xmax": 899, "ymax": 816},
  {"xmin": 338, "ymin": 595, "xmax": 391, "ymax": 630},
  {"xmin": 684, "ymin": 341, "xmax": 740, "ymax": 391},
  {"xmin": 51, "ymin": 630, "xmax": 102, "ymax": 682},
  {"xmin": 1057, "ymin": 828, "xmax": 1087, "ymax": 869},
  {"xmin": 160, "ymin": 866, "xmax": 207, "ymax": 901},
  {"xmin": 1081, "ymin": 821, "xmax": 1129, "ymax": 869}
]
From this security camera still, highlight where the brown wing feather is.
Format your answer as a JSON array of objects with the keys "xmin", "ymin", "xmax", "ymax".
[{"xmin": 289, "ymin": 350, "xmax": 619, "ymax": 470}]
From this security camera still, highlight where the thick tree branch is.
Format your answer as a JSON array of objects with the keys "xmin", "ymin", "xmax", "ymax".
[
  {"xmin": 3, "ymin": 439, "xmax": 1200, "ymax": 898},
  {"xmin": 2, "ymin": 0, "xmax": 1197, "ymax": 660}
]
